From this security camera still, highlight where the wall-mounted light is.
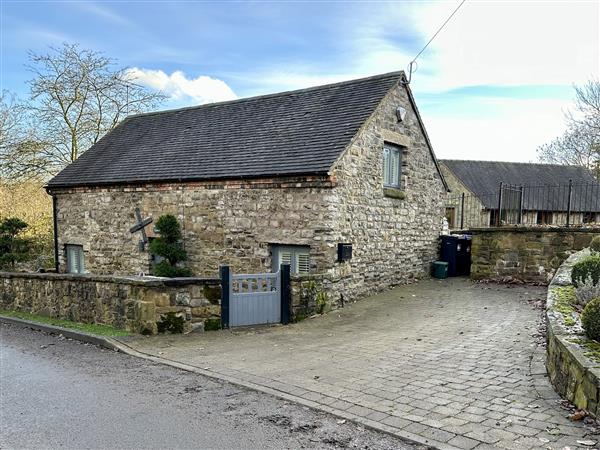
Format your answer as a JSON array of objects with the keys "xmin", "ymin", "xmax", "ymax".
[{"xmin": 396, "ymin": 106, "xmax": 407, "ymax": 122}]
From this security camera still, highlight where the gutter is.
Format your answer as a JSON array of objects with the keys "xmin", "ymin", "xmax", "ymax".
[{"xmin": 51, "ymin": 194, "xmax": 59, "ymax": 273}]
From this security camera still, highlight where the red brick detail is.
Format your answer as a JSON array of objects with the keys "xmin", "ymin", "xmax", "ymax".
[{"xmin": 48, "ymin": 175, "xmax": 337, "ymax": 194}]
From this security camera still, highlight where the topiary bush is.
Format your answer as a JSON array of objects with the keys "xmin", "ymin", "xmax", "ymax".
[
  {"xmin": 590, "ymin": 236, "xmax": 600, "ymax": 254},
  {"xmin": 572, "ymin": 254, "xmax": 600, "ymax": 287},
  {"xmin": 582, "ymin": 297, "xmax": 600, "ymax": 341},
  {"xmin": 150, "ymin": 215, "xmax": 192, "ymax": 277}
]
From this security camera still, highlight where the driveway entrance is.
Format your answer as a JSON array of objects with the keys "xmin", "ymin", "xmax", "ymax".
[{"xmin": 126, "ymin": 278, "xmax": 597, "ymax": 450}]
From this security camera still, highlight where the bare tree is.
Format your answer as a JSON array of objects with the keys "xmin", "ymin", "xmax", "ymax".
[
  {"xmin": 538, "ymin": 78, "xmax": 600, "ymax": 179},
  {"xmin": 0, "ymin": 91, "xmax": 24, "ymax": 158},
  {"xmin": 2, "ymin": 43, "xmax": 165, "ymax": 179},
  {"xmin": 0, "ymin": 91, "xmax": 41, "ymax": 180}
]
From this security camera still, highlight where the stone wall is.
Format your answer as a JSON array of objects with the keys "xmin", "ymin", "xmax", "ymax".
[
  {"xmin": 439, "ymin": 164, "xmax": 489, "ymax": 229},
  {"xmin": 52, "ymin": 176, "xmax": 336, "ymax": 278},
  {"xmin": 48, "ymin": 80, "xmax": 447, "ymax": 310},
  {"xmin": 471, "ymin": 228, "xmax": 600, "ymax": 283},
  {"xmin": 0, "ymin": 272, "xmax": 221, "ymax": 334},
  {"xmin": 546, "ymin": 251, "xmax": 600, "ymax": 417},
  {"xmin": 325, "ymin": 82, "xmax": 446, "ymax": 304}
]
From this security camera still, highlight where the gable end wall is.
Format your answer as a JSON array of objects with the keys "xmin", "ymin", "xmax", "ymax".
[{"xmin": 325, "ymin": 82, "xmax": 446, "ymax": 300}]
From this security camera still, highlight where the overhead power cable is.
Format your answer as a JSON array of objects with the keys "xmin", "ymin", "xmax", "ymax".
[{"xmin": 405, "ymin": 0, "xmax": 466, "ymax": 84}]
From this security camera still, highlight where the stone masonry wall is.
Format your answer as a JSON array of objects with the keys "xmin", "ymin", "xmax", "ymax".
[
  {"xmin": 53, "ymin": 176, "xmax": 336, "ymax": 278},
  {"xmin": 546, "ymin": 251, "xmax": 600, "ymax": 417},
  {"xmin": 439, "ymin": 164, "xmax": 489, "ymax": 229},
  {"xmin": 0, "ymin": 272, "xmax": 221, "ymax": 334},
  {"xmin": 471, "ymin": 228, "xmax": 600, "ymax": 283},
  {"xmin": 328, "ymin": 82, "xmax": 446, "ymax": 303}
]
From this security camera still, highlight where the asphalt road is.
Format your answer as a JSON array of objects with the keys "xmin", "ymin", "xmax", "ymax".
[{"xmin": 0, "ymin": 323, "xmax": 423, "ymax": 450}]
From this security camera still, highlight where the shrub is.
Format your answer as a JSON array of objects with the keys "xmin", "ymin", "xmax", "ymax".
[
  {"xmin": 150, "ymin": 215, "xmax": 192, "ymax": 277},
  {"xmin": 0, "ymin": 217, "xmax": 31, "ymax": 270},
  {"xmin": 572, "ymin": 255, "xmax": 600, "ymax": 288},
  {"xmin": 203, "ymin": 318, "xmax": 221, "ymax": 331},
  {"xmin": 575, "ymin": 277, "xmax": 600, "ymax": 307},
  {"xmin": 582, "ymin": 297, "xmax": 600, "ymax": 341},
  {"xmin": 590, "ymin": 236, "xmax": 600, "ymax": 254},
  {"xmin": 153, "ymin": 261, "xmax": 192, "ymax": 278},
  {"xmin": 157, "ymin": 312, "xmax": 184, "ymax": 334}
]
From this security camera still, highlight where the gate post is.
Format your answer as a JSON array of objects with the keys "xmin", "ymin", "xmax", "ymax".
[
  {"xmin": 497, "ymin": 182, "xmax": 504, "ymax": 227},
  {"xmin": 460, "ymin": 192, "xmax": 465, "ymax": 230},
  {"xmin": 280, "ymin": 264, "xmax": 291, "ymax": 325},
  {"xmin": 518, "ymin": 186, "xmax": 524, "ymax": 224},
  {"xmin": 566, "ymin": 179, "xmax": 573, "ymax": 227},
  {"xmin": 220, "ymin": 265, "xmax": 230, "ymax": 329}
]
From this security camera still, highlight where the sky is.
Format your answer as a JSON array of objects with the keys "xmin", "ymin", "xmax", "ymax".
[{"xmin": 1, "ymin": 0, "xmax": 599, "ymax": 162}]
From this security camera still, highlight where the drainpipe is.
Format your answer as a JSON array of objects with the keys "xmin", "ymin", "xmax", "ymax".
[{"xmin": 52, "ymin": 194, "xmax": 59, "ymax": 273}]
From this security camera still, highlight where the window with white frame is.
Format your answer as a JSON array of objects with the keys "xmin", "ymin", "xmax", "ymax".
[
  {"xmin": 271, "ymin": 245, "xmax": 310, "ymax": 275},
  {"xmin": 383, "ymin": 144, "xmax": 402, "ymax": 188},
  {"xmin": 66, "ymin": 244, "xmax": 85, "ymax": 274}
]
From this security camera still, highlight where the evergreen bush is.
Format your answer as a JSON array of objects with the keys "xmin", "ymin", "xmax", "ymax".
[
  {"xmin": 150, "ymin": 215, "xmax": 192, "ymax": 277},
  {"xmin": 582, "ymin": 297, "xmax": 600, "ymax": 341},
  {"xmin": 0, "ymin": 217, "xmax": 31, "ymax": 270},
  {"xmin": 572, "ymin": 255, "xmax": 600, "ymax": 288}
]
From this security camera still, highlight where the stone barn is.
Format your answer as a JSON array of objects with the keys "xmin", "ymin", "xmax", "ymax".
[
  {"xmin": 441, "ymin": 160, "xmax": 600, "ymax": 229},
  {"xmin": 46, "ymin": 71, "xmax": 448, "ymax": 306}
]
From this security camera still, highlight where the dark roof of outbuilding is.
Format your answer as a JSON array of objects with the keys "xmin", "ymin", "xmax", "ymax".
[
  {"xmin": 48, "ymin": 71, "xmax": 404, "ymax": 188},
  {"xmin": 441, "ymin": 159, "xmax": 600, "ymax": 211}
]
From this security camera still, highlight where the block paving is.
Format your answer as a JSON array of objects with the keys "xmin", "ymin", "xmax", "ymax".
[{"xmin": 126, "ymin": 278, "xmax": 599, "ymax": 449}]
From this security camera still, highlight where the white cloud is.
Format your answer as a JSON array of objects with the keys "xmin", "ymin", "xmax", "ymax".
[
  {"xmin": 425, "ymin": 97, "xmax": 573, "ymax": 162},
  {"xmin": 126, "ymin": 68, "xmax": 237, "ymax": 105},
  {"xmin": 73, "ymin": 2, "xmax": 132, "ymax": 27},
  {"xmin": 407, "ymin": 0, "xmax": 600, "ymax": 91}
]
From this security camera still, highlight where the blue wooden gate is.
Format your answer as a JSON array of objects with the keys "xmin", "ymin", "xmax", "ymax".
[{"xmin": 220, "ymin": 265, "xmax": 291, "ymax": 328}]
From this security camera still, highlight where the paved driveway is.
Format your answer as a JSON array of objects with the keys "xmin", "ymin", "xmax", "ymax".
[{"xmin": 126, "ymin": 278, "xmax": 598, "ymax": 450}]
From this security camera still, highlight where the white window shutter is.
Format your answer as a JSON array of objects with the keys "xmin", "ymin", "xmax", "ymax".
[
  {"xmin": 78, "ymin": 248, "xmax": 85, "ymax": 273},
  {"xmin": 280, "ymin": 251, "xmax": 292, "ymax": 267},
  {"xmin": 296, "ymin": 253, "xmax": 310, "ymax": 274},
  {"xmin": 391, "ymin": 149, "xmax": 400, "ymax": 186},
  {"xmin": 67, "ymin": 245, "xmax": 84, "ymax": 274},
  {"xmin": 383, "ymin": 148, "xmax": 390, "ymax": 185}
]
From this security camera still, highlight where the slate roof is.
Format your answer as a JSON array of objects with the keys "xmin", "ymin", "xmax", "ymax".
[
  {"xmin": 48, "ymin": 72, "xmax": 405, "ymax": 188},
  {"xmin": 441, "ymin": 159, "xmax": 600, "ymax": 212}
]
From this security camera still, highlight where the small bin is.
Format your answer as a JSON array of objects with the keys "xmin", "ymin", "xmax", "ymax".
[{"xmin": 432, "ymin": 261, "xmax": 448, "ymax": 279}]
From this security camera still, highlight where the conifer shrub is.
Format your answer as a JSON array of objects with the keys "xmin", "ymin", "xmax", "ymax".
[
  {"xmin": 582, "ymin": 297, "xmax": 600, "ymax": 341},
  {"xmin": 0, "ymin": 217, "xmax": 31, "ymax": 270},
  {"xmin": 150, "ymin": 215, "xmax": 192, "ymax": 277}
]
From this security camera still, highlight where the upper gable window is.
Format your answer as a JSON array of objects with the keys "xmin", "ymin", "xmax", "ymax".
[{"xmin": 383, "ymin": 144, "xmax": 402, "ymax": 188}]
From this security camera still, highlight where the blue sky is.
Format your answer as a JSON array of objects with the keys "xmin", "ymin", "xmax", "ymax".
[{"xmin": 1, "ymin": 0, "xmax": 598, "ymax": 161}]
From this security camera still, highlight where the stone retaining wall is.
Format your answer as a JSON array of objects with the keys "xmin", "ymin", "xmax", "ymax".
[
  {"xmin": 546, "ymin": 251, "xmax": 600, "ymax": 416},
  {"xmin": 470, "ymin": 227, "xmax": 600, "ymax": 283},
  {"xmin": 0, "ymin": 272, "xmax": 221, "ymax": 334}
]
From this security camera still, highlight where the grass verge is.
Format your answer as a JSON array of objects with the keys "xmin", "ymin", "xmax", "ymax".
[{"xmin": 0, "ymin": 309, "xmax": 131, "ymax": 337}]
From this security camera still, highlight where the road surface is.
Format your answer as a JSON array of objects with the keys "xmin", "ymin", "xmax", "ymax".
[{"xmin": 0, "ymin": 323, "xmax": 422, "ymax": 449}]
